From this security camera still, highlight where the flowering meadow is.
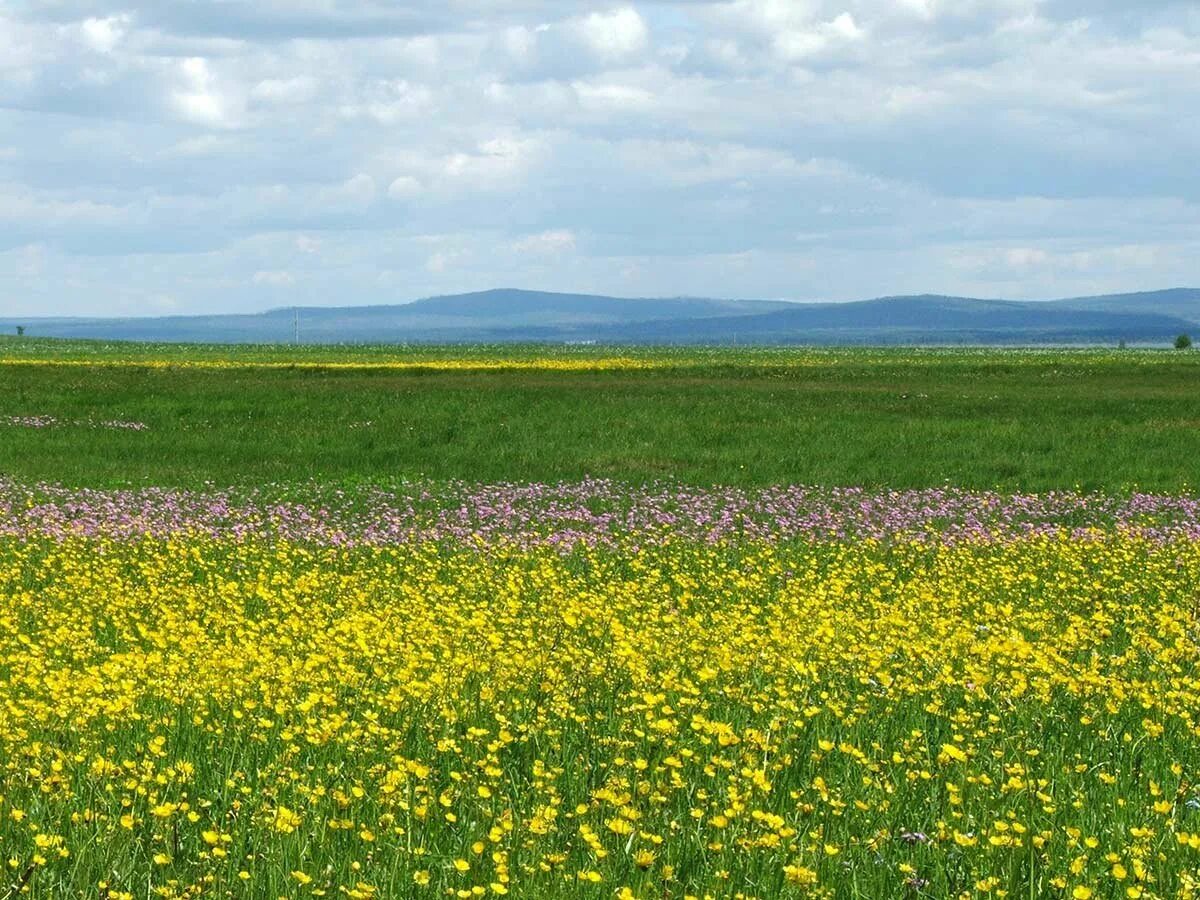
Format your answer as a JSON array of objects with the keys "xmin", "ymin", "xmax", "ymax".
[
  {"xmin": 6, "ymin": 345, "xmax": 1200, "ymax": 491},
  {"xmin": 1, "ymin": 480, "xmax": 1199, "ymax": 899}
]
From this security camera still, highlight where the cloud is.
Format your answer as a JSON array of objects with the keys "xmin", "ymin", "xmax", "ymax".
[
  {"xmin": 512, "ymin": 229, "xmax": 577, "ymax": 254},
  {"xmin": 954, "ymin": 242, "xmax": 1174, "ymax": 281},
  {"xmin": 571, "ymin": 79, "xmax": 657, "ymax": 113},
  {"xmin": 571, "ymin": 7, "xmax": 650, "ymax": 60},
  {"xmin": 710, "ymin": 1, "xmax": 867, "ymax": 64},
  {"xmin": 339, "ymin": 79, "xmax": 434, "ymax": 123},
  {"xmin": 250, "ymin": 76, "xmax": 319, "ymax": 106},
  {"xmin": 295, "ymin": 234, "xmax": 321, "ymax": 254},
  {"xmin": 0, "ymin": 0, "xmax": 1196, "ymax": 316},
  {"xmin": 77, "ymin": 15, "xmax": 128, "ymax": 53},
  {"xmin": 425, "ymin": 249, "xmax": 466, "ymax": 273},
  {"xmin": 0, "ymin": 182, "xmax": 128, "ymax": 228},
  {"xmin": 436, "ymin": 136, "xmax": 548, "ymax": 190},
  {"xmin": 773, "ymin": 11, "xmax": 865, "ymax": 61},
  {"xmin": 13, "ymin": 1, "xmax": 506, "ymax": 41},
  {"xmin": 387, "ymin": 175, "xmax": 422, "ymax": 199},
  {"xmin": 252, "ymin": 269, "xmax": 295, "ymax": 286},
  {"xmin": 335, "ymin": 174, "xmax": 377, "ymax": 206},
  {"xmin": 169, "ymin": 57, "xmax": 240, "ymax": 127}
]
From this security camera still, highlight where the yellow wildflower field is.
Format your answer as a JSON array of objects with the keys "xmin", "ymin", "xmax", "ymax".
[{"xmin": 1, "ymin": 530, "xmax": 1198, "ymax": 898}]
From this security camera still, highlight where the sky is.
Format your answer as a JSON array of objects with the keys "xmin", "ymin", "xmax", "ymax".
[{"xmin": 1, "ymin": 0, "xmax": 1198, "ymax": 317}]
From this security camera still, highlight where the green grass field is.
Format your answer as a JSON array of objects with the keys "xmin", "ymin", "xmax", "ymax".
[
  {"xmin": 1, "ymin": 338, "xmax": 1199, "ymax": 490},
  {"xmin": 4, "ymin": 339, "xmax": 1200, "ymax": 899}
]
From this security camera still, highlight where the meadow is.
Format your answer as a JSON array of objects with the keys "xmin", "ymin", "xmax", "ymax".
[
  {"xmin": 2, "ymin": 339, "xmax": 1200, "ymax": 490},
  {"xmin": 1, "ymin": 342, "xmax": 1199, "ymax": 899}
]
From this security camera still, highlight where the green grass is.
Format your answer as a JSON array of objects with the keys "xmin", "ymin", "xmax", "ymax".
[
  {"xmin": 2, "ymin": 338, "xmax": 1199, "ymax": 490},
  {"xmin": 4, "ymin": 338, "xmax": 1199, "ymax": 899},
  {"xmin": 3, "ymin": 533, "xmax": 1196, "ymax": 898}
]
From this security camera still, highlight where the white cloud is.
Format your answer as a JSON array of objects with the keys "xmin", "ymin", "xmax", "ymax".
[
  {"xmin": 571, "ymin": 7, "xmax": 649, "ymax": 60},
  {"xmin": 252, "ymin": 269, "xmax": 295, "ymax": 286},
  {"xmin": 327, "ymin": 173, "xmax": 377, "ymax": 208},
  {"xmin": 166, "ymin": 134, "xmax": 231, "ymax": 157},
  {"xmin": 894, "ymin": 0, "xmax": 935, "ymax": 20},
  {"xmin": 0, "ymin": 183, "xmax": 128, "ymax": 226},
  {"xmin": 500, "ymin": 25, "xmax": 539, "ymax": 63},
  {"xmin": 250, "ymin": 76, "xmax": 318, "ymax": 106},
  {"xmin": 1003, "ymin": 244, "xmax": 1165, "ymax": 273},
  {"xmin": 426, "ymin": 250, "xmax": 466, "ymax": 273},
  {"xmin": 170, "ymin": 57, "xmax": 239, "ymax": 127},
  {"xmin": 78, "ymin": 16, "xmax": 128, "ymax": 54},
  {"xmin": 340, "ymin": 79, "xmax": 434, "ymax": 123},
  {"xmin": 512, "ymin": 229, "xmax": 577, "ymax": 254},
  {"xmin": 613, "ymin": 140, "xmax": 830, "ymax": 185},
  {"xmin": 0, "ymin": 14, "xmax": 48, "ymax": 76},
  {"xmin": 0, "ymin": 0, "xmax": 1196, "ymax": 315},
  {"xmin": 725, "ymin": 2, "xmax": 866, "ymax": 62},
  {"xmin": 572, "ymin": 80, "xmax": 656, "ymax": 112},
  {"xmin": 387, "ymin": 175, "xmax": 422, "ymax": 198},
  {"xmin": 438, "ymin": 136, "xmax": 547, "ymax": 190}
]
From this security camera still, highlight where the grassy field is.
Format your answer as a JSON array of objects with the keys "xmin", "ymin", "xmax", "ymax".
[
  {"xmin": 2, "ymin": 338, "xmax": 1199, "ymax": 490},
  {"xmin": 4, "ymin": 529, "xmax": 1197, "ymax": 899},
  {"xmin": 3, "ymin": 340, "xmax": 1200, "ymax": 899}
]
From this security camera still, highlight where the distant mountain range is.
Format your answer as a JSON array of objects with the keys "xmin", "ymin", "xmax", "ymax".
[{"xmin": 3, "ymin": 288, "xmax": 1199, "ymax": 346}]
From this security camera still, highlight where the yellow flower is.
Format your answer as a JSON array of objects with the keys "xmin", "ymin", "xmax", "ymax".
[
  {"xmin": 784, "ymin": 864, "xmax": 818, "ymax": 885},
  {"xmin": 274, "ymin": 806, "xmax": 303, "ymax": 834},
  {"xmin": 939, "ymin": 743, "xmax": 968, "ymax": 763},
  {"xmin": 3, "ymin": 496, "xmax": 1199, "ymax": 897}
]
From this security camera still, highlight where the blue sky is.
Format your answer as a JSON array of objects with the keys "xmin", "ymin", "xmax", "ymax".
[{"xmin": 1, "ymin": 0, "xmax": 1197, "ymax": 316}]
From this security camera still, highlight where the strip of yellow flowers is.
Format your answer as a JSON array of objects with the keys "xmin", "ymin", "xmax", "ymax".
[
  {"xmin": 0, "ymin": 534, "xmax": 1197, "ymax": 898},
  {"xmin": 1, "ymin": 347, "xmax": 1190, "ymax": 373},
  {"xmin": 0, "ymin": 356, "xmax": 663, "ymax": 372}
]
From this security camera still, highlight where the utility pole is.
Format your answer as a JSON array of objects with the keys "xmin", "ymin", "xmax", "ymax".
[{"xmin": 293, "ymin": 307, "xmax": 300, "ymax": 344}]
